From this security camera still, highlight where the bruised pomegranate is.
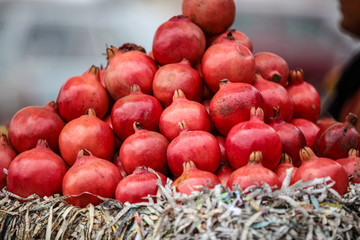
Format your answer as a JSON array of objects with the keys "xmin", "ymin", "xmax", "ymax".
[
  {"xmin": 209, "ymin": 80, "xmax": 264, "ymax": 136},
  {"xmin": 62, "ymin": 149, "xmax": 121, "ymax": 208},
  {"xmin": 227, "ymin": 151, "xmax": 280, "ymax": 191},
  {"xmin": 159, "ymin": 89, "xmax": 211, "ymax": 141},
  {"xmin": 225, "ymin": 107, "xmax": 282, "ymax": 170},
  {"xmin": 273, "ymin": 153, "xmax": 298, "ymax": 185},
  {"xmin": 336, "ymin": 149, "xmax": 360, "ymax": 183},
  {"xmin": 291, "ymin": 118, "xmax": 320, "ymax": 149},
  {"xmin": 167, "ymin": 120, "xmax": 220, "ymax": 177},
  {"xmin": 59, "ymin": 108, "xmax": 115, "ymax": 166},
  {"xmin": 182, "ymin": 0, "xmax": 235, "ymax": 36},
  {"xmin": 111, "ymin": 84, "xmax": 163, "ymax": 141},
  {"xmin": 152, "ymin": 15, "xmax": 206, "ymax": 66},
  {"xmin": 314, "ymin": 113, "xmax": 360, "ymax": 159},
  {"xmin": 7, "ymin": 139, "xmax": 67, "ymax": 198},
  {"xmin": 211, "ymin": 30, "xmax": 253, "ymax": 52},
  {"xmin": 0, "ymin": 134, "xmax": 17, "ymax": 189},
  {"xmin": 294, "ymin": 147, "xmax": 349, "ymax": 196},
  {"xmin": 115, "ymin": 167, "xmax": 167, "ymax": 204},
  {"xmin": 172, "ymin": 161, "xmax": 221, "ymax": 195},
  {"xmin": 119, "ymin": 122, "xmax": 169, "ymax": 175},
  {"xmin": 8, "ymin": 101, "xmax": 65, "ymax": 153},
  {"xmin": 57, "ymin": 65, "xmax": 110, "ymax": 122},
  {"xmin": 152, "ymin": 59, "xmax": 203, "ymax": 107}
]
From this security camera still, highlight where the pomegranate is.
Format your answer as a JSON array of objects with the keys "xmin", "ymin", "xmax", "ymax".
[
  {"xmin": 294, "ymin": 147, "xmax": 349, "ymax": 196},
  {"xmin": 152, "ymin": 59, "xmax": 203, "ymax": 107},
  {"xmin": 316, "ymin": 117, "xmax": 338, "ymax": 133},
  {"xmin": 62, "ymin": 149, "xmax": 121, "ymax": 208},
  {"xmin": 336, "ymin": 149, "xmax": 360, "ymax": 183},
  {"xmin": 268, "ymin": 107, "xmax": 306, "ymax": 167},
  {"xmin": 273, "ymin": 153, "xmax": 298, "ymax": 185},
  {"xmin": 115, "ymin": 167, "xmax": 167, "ymax": 204},
  {"xmin": 225, "ymin": 107, "xmax": 282, "ymax": 170},
  {"xmin": 209, "ymin": 80, "xmax": 264, "ymax": 136},
  {"xmin": 291, "ymin": 118, "xmax": 320, "ymax": 149},
  {"xmin": 112, "ymin": 152, "xmax": 127, "ymax": 179},
  {"xmin": 7, "ymin": 139, "xmax": 67, "ymax": 198},
  {"xmin": 254, "ymin": 52, "xmax": 289, "ymax": 87},
  {"xmin": 167, "ymin": 120, "xmax": 220, "ymax": 177},
  {"xmin": 182, "ymin": 0, "xmax": 235, "ymax": 36},
  {"xmin": 215, "ymin": 134, "xmax": 228, "ymax": 164},
  {"xmin": 314, "ymin": 112, "xmax": 360, "ymax": 159},
  {"xmin": 152, "ymin": 15, "xmax": 206, "ymax": 66},
  {"xmin": 201, "ymin": 40, "xmax": 255, "ymax": 93},
  {"xmin": 119, "ymin": 122, "xmax": 169, "ymax": 175},
  {"xmin": 8, "ymin": 101, "xmax": 65, "ymax": 153},
  {"xmin": 59, "ymin": 108, "xmax": 115, "ymax": 167},
  {"xmin": 111, "ymin": 84, "xmax": 163, "ymax": 141},
  {"xmin": 103, "ymin": 114, "xmax": 122, "ymax": 151},
  {"xmin": 172, "ymin": 161, "xmax": 221, "ymax": 195},
  {"xmin": 215, "ymin": 164, "xmax": 234, "ymax": 186},
  {"xmin": 105, "ymin": 45, "xmax": 157, "ymax": 100},
  {"xmin": 0, "ymin": 134, "xmax": 17, "ymax": 189},
  {"xmin": 253, "ymin": 73, "xmax": 294, "ymax": 122},
  {"xmin": 159, "ymin": 89, "xmax": 211, "ymax": 141},
  {"xmin": 211, "ymin": 29, "xmax": 253, "ymax": 52},
  {"xmin": 226, "ymin": 151, "xmax": 281, "ymax": 191},
  {"xmin": 286, "ymin": 69, "xmax": 321, "ymax": 122}
]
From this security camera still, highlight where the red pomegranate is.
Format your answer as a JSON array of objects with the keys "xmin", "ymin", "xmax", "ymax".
[
  {"xmin": 336, "ymin": 149, "xmax": 360, "ymax": 183},
  {"xmin": 112, "ymin": 153, "xmax": 127, "ymax": 179},
  {"xmin": 268, "ymin": 107, "xmax": 306, "ymax": 167},
  {"xmin": 314, "ymin": 112, "xmax": 360, "ymax": 159},
  {"xmin": 273, "ymin": 153, "xmax": 298, "ymax": 186},
  {"xmin": 159, "ymin": 89, "xmax": 211, "ymax": 141},
  {"xmin": 167, "ymin": 120, "xmax": 220, "ymax": 177},
  {"xmin": 291, "ymin": 118, "xmax": 320, "ymax": 149},
  {"xmin": 201, "ymin": 40, "xmax": 255, "ymax": 93},
  {"xmin": 215, "ymin": 164, "xmax": 234, "ymax": 186},
  {"xmin": 115, "ymin": 167, "xmax": 167, "ymax": 204},
  {"xmin": 211, "ymin": 29, "xmax": 253, "ymax": 52},
  {"xmin": 316, "ymin": 117, "xmax": 338, "ymax": 133},
  {"xmin": 215, "ymin": 134, "xmax": 228, "ymax": 164},
  {"xmin": 119, "ymin": 122, "xmax": 169, "ymax": 175},
  {"xmin": 62, "ymin": 149, "xmax": 121, "ymax": 208},
  {"xmin": 111, "ymin": 84, "xmax": 163, "ymax": 141},
  {"xmin": 227, "ymin": 151, "xmax": 281, "ymax": 191},
  {"xmin": 152, "ymin": 15, "xmax": 206, "ymax": 66},
  {"xmin": 8, "ymin": 101, "xmax": 65, "ymax": 153},
  {"xmin": 253, "ymin": 73, "xmax": 293, "ymax": 122},
  {"xmin": 225, "ymin": 107, "xmax": 282, "ymax": 170},
  {"xmin": 182, "ymin": 0, "xmax": 235, "ymax": 36},
  {"xmin": 57, "ymin": 65, "xmax": 110, "ymax": 122},
  {"xmin": 59, "ymin": 108, "xmax": 115, "ymax": 167},
  {"xmin": 286, "ymin": 69, "xmax": 321, "ymax": 122},
  {"xmin": 0, "ymin": 134, "xmax": 17, "ymax": 189},
  {"xmin": 152, "ymin": 59, "xmax": 203, "ymax": 107},
  {"xmin": 254, "ymin": 52, "xmax": 289, "ymax": 87},
  {"xmin": 105, "ymin": 46, "xmax": 157, "ymax": 100},
  {"xmin": 7, "ymin": 139, "xmax": 67, "ymax": 198},
  {"xmin": 209, "ymin": 80, "xmax": 264, "ymax": 136},
  {"xmin": 294, "ymin": 147, "xmax": 349, "ymax": 196},
  {"xmin": 172, "ymin": 161, "xmax": 221, "ymax": 195}
]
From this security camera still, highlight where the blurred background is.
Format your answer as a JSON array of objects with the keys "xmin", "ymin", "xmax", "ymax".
[{"xmin": 0, "ymin": 0, "xmax": 359, "ymax": 125}]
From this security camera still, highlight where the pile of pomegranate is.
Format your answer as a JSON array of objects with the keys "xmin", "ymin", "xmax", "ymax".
[{"xmin": 1, "ymin": 0, "xmax": 359, "ymax": 208}]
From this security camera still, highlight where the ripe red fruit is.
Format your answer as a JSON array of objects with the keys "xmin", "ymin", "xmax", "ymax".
[
  {"xmin": 211, "ymin": 29, "xmax": 253, "ymax": 52},
  {"xmin": 273, "ymin": 153, "xmax": 298, "ymax": 186},
  {"xmin": 59, "ymin": 108, "xmax": 115, "ymax": 167},
  {"xmin": 7, "ymin": 139, "xmax": 67, "ymax": 198},
  {"xmin": 152, "ymin": 59, "xmax": 203, "ymax": 107},
  {"xmin": 152, "ymin": 15, "xmax": 206, "ymax": 66},
  {"xmin": 291, "ymin": 118, "xmax": 320, "ymax": 149},
  {"xmin": 115, "ymin": 167, "xmax": 167, "ymax": 204},
  {"xmin": 0, "ymin": 134, "xmax": 17, "ymax": 189},
  {"xmin": 62, "ymin": 149, "xmax": 122, "ymax": 208},
  {"xmin": 8, "ymin": 101, "xmax": 65, "ymax": 153},
  {"xmin": 215, "ymin": 164, "xmax": 234, "ymax": 187},
  {"xmin": 209, "ymin": 80, "xmax": 264, "ymax": 136},
  {"xmin": 111, "ymin": 84, "xmax": 163, "ymax": 141},
  {"xmin": 119, "ymin": 122, "xmax": 169, "ymax": 175},
  {"xmin": 167, "ymin": 120, "xmax": 220, "ymax": 177},
  {"xmin": 294, "ymin": 147, "xmax": 349, "ymax": 196},
  {"xmin": 57, "ymin": 65, "xmax": 110, "ymax": 122},
  {"xmin": 336, "ymin": 149, "xmax": 360, "ymax": 184},
  {"xmin": 172, "ymin": 161, "xmax": 221, "ymax": 195},
  {"xmin": 225, "ymin": 107, "xmax": 282, "ymax": 170},
  {"xmin": 215, "ymin": 134, "xmax": 228, "ymax": 165},
  {"xmin": 227, "ymin": 151, "xmax": 281, "ymax": 191},
  {"xmin": 182, "ymin": 0, "xmax": 235, "ymax": 36}
]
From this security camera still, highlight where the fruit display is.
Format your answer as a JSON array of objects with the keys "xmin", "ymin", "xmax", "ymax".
[{"xmin": 1, "ymin": 0, "xmax": 360, "ymax": 239}]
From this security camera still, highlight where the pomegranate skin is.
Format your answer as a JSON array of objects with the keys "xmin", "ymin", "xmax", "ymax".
[
  {"xmin": 215, "ymin": 164, "xmax": 233, "ymax": 186},
  {"xmin": 182, "ymin": 0, "xmax": 235, "ymax": 36},
  {"xmin": 7, "ymin": 139, "xmax": 68, "ymax": 198},
  {"xmin": 291, "ymin": 118, "xmax": 320, "ymax": 149},
  {"xmin": 8, "ymin": 101, "xmax": 65, "ymax": 153},
  {"xmin": 152, "ymin": 59, "xmax": 203, "ymax": 107},
  {"xmin": 0, "ymin": 134, "xmax": 17, "ymax": 189},
  {"xmin": 57, "ymin": 65, "xmax": 110, "ymax": 122},
  {"xmin": 273, "ymin": 153, "xmax": 298, "ymax": 185},
  {"xmin": 336, "ymin": 149, "xmax": 360, "ymax": 184},
  {"xmin": 211, "ymin": 29, "xmax": 253, "ymax": 52},
  {"xmin": 105, "ymin": 47, "xmax": 158, "ymax": 100},
  {"xmin": 152, "ymin": 15, "xmax": 206, "ymax": 66},
  {"xmin": 209, "ymin": 80, "xmax": 264, "ymax": 136}
]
